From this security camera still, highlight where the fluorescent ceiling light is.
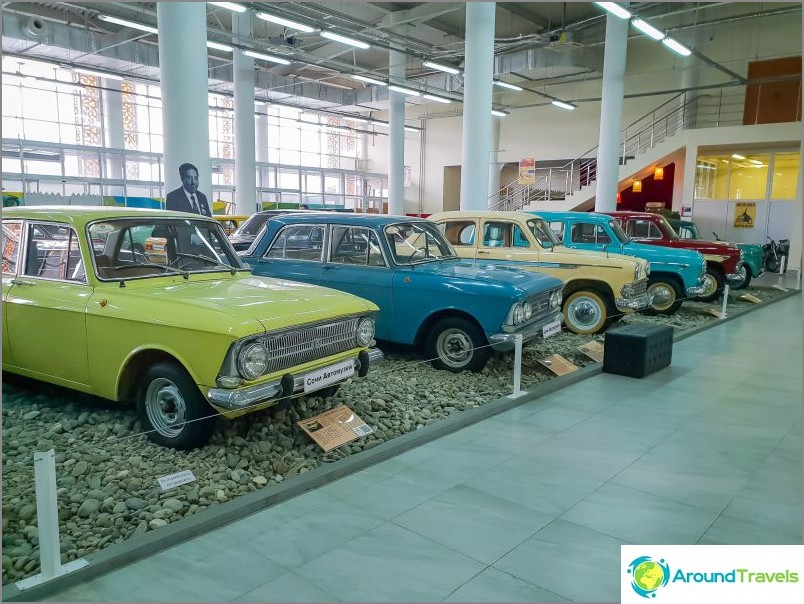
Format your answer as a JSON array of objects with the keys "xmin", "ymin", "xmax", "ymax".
[
  {"xmin": 696, "ymin": 164, "xmax": 716, "ymax": 170},
  {"xmin": 731, "ymin": 154, "xmax": 746, "ymax": 160},
  {"xmin": 594, "ymin": 2, "xmax": 632, "ymax": 20},
  {"xmin": 551, "ymin": 100, "xmax": 576, "ymax": 110},
  {"xmin": 320, "ymin": 31, "xmax": 370, "ymax": 49},
  {"xmin": 207, "ymin": 41, "xmax": 233, "ymax": 52},
  {"xmin": 352, "ymin": 74, "xmax": 387, "ymax": 86},
  {"xmin": 422, "ymin": 94, "xmax": 452, "ymax": 104},
  {"xmin": 491, "ymin": 109, "xmax": 508, "ymax": 117},
  {"xmin": 494, "ymin": 80, "xmax": 523, "ymax": 92},
  {"xmin": 370, "ymin": 120, "xmax": 389, "ymax": 127},
  {"xmin": 662, "ymin": 37, "xmax": 692, "ymax": 56},
  {"xmin": 256, "ymin": 12, "xmax": 315, "ymax": 33},
  {"xmin": 208, "ymin": 2, "xmax": 246, "ymax": 13},
  {"xmin": 749, "ymin": 159, "xmax": 763, "ymax": 165},
  {"xmin": 98, "ymin": 15, "xmax": 158, "ymax": 35},
  {"xmin": 632, "ymin": 19, "xmax": 664, "ymax": 41},
  {"xmin": 423, "ymin": 60, "xmax": 460, "ymax": 75},
  {"xmin": 243, "ymin": 50, "xmax": 291, "ymax": 65},
  {"xmin": 74, "ymin": 67, "xmax": 124, "ymax": 81},
  {"xmin": 388, "ymin": 84, "xmax": 421, "ymax": 96},
  {"xmin": 405, "ymin": 127, "xmax": 420, "ymax": 133}
]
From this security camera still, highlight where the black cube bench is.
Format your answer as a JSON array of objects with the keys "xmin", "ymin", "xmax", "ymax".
[{"xmin": 603, "ymin": 323, "xmax": 674, "ymax": 378}]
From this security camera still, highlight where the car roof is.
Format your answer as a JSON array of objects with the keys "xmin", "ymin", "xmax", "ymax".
[
  {"xmin": 534, "ymin": 210, "xmax": 612, "ymax": 221},
  {"xmin": 605, "ymin": 211, "xmax": 659, "ymax": 219},
  {"xmin": 267, "ymin": 213, "xmax": 430, "ymax": 227},
  {"xmin": 2, "ymin": 205, "xmax": 213, "ymax": 227},
  {"xmin": 430, "ymin": 210, "xmax": 529, "ymax": 221}
]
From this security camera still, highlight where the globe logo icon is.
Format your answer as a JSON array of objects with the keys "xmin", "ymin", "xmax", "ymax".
[{"xmin": 627, "ymin": 556, "xmax": 670, "ymax": 598}]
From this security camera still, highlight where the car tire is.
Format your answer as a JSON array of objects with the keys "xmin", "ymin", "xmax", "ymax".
[
  {"xmin": 698, "ymin": 265, "xmax": 725, "ymax": 303},
  {"xmin": 645, "ymin": 276, "xmax": 683, "ymax": 315},
  {"xmin": 733, "ymin": 264, "xmax": 752, "ymax": 290},
  {"xmin": 563, "ymin": 290, "xmax": 610, "ymax": 334},
  {"xmin": 426, "ymin": 317, "xmax": 490, "ymax": 373},
  {"xmin": 137, "ymin": 361, "xmax": 216, "ymax": 450}
]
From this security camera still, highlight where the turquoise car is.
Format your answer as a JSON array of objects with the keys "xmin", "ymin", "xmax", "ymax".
[
  {"xmin": 535, "ymin": 211, "xmax": 708, "ymax": 315},
  {"xmin": 669, "ymin": 219, "xmax": 762, "ymax": 289}
]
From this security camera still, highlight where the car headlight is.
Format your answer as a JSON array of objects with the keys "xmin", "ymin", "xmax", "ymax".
[
  {"xmin": 549, "ymin": 289, "xmax": 562, "ymax": 309},
  {"xmin": 513, "ymin": 303, "xmax": 526, "ymax": 325},
  {"xmin": 237, "ymin": 342, "xmax": 269, "ymax": 380},
  {"xmin": 356, "ymin": 317, "xmax": 375, "ymax": 347}
]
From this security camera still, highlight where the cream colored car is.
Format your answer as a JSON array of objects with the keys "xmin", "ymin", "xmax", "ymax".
[{"xmin": 429, "ymin": 211, "xmax": 652, "ymax": 334}]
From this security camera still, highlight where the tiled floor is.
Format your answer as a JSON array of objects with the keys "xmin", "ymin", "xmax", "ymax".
[{"xmin": 44, "ymin": 294, "xmax": 802, "ymax": 602}]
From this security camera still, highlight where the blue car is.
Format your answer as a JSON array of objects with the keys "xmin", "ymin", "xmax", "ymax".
[
  {"xmin": 242, "ymin": 214, "xmax": 565, "ymax": 372},
  {"xmin": 534, "ymin": 211, "xmax": 708, "ymax": 315}
]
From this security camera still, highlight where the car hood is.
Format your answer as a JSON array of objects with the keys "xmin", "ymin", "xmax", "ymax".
[
  {"xmin": 622, "ymin": 241, "xmax": 704, "ymax": 266},
  {"xmin": 100, "ymin": 274, "xmax": 377, "ymax": 338},
  {"xmin": 673, "ymin": 239, "xmax": 740, "ymax": 257},
  {"xmin": 411, "ymin": 258, "xmax": 564, "ymax": 296},
  {"xmin": 541, "ymin": 245, "xmax": 642, "ymax": 269}
]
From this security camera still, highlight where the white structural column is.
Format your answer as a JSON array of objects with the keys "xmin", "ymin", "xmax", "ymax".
[
  {"xmin": 488, "ymin": 117, "xmax": 502, "ymax": 206},
  {"xmin": 101, "ymin": 78, "xmax": 124, "ymax": 180},
  {"xmin": 232, "ymin": 10, "xmax": 256, "ymax": 214},
  {"xmin": 255, "ymin": 102, "xmax": 270, "ymax": 163},
  {"xmin": 157, "ymin": 2, "xmax": 213, "ymax": 200},
  {"xmin": 790, "ymin": 158, "xmax": 803, "ymax": 273},
  {"xmin": 594, "ymin": 13, "xmax": 629, "ymax": 212},
  {"xmin": 387, "ymin": 13, "xmax": 406, "ymax": 215},
  {"xmin": 460, "ymin": 2, "xmax": 496, "ymax": 210}
]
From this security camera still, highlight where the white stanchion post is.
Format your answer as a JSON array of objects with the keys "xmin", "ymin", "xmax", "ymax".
[
  {"xmin": 507, "ymin": 334, "xmax": 524, "ymax": 398},
  {"xmin": 15, "ymin": 450, "xmax": 87, "ymax": 590},
  {"xmin": 720, "ymin": 284, "xmax": 729, "ymax": 318}
]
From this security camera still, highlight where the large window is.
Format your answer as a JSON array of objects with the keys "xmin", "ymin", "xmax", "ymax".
[
  {"xmin": 695, "ymin": 151, "xmax": 800, "ymax": 201},
  {"xmin": 771, "ymin": 152, "xmax": 800, "ymax": 199}
]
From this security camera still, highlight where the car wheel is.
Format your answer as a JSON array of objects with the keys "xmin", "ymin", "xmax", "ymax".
[
  {"xmin": 137, "ymin": 362, "xmax": 216, "ymax": 450},
  {"xmin": 563, "ymin": 290, "xmax": 609, "ymax": 334},
  {"xmin": 698, "ymin": 266, "xmax": 725, "ymax": 303},
  {"xmin": 733, "ymin": 264, "xmax": 752, "ymax": 290},
  {"xmin": 645, "ymin": 276, "xmax": 683, "ymax": 315},
  {"xmin": 426, "ymin": 317, "xmax": 490, "ymax": 373}
]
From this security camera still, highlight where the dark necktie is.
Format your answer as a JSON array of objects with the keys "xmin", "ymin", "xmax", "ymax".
[{"xmin": 190, "ymin": 194, "xmax": 198, "ymax": 213}]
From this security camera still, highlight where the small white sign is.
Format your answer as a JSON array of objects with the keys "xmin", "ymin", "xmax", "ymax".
[
  {"xmin": 156, "ymin": 469, "xmax": 196, "ymax": 491},
  {"xmin": 352, "ymin": 423, "xmax": 373, "ymax": 437},
  {"xmin": 303, "ymin": 359, "xmax": 355, "ymax": 393},
  {"xmin": 542, "ymin": 319, "xmax": 561, "ymax": 339}
]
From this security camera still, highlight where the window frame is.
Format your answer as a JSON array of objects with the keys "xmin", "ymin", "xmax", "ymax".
[
  {"xmin": 22, "ymin": 220, "xmax": 88, "ymax": 285},
  {"xmin": 263, "ymin": 223, "xmax": 328, "ymax": 263},
  {"xmin": 2, "ymin": 220, "xmax": 23, "ymax": 276},
  {"xmin": 326, "ymin": 225, "xmax": 389, "ymax": 268}
]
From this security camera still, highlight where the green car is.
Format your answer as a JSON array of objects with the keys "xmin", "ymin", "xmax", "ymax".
[{"xmin": 669, "ymin": 219, "xmax": 762, "ymax": 289}]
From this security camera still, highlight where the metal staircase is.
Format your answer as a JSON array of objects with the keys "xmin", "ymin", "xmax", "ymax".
[{"xmin": 490, "ymin": 85, "xmax": 748, "ymax": 212}]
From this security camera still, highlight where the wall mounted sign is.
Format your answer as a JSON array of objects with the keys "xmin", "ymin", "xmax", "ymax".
[
  {"xmin": 518, "ymin": 158, "xmax": 536, "ymax": 185},
  {"xmin": 734, "ymin": 202, "xmax": 756, "ymax": 228}
]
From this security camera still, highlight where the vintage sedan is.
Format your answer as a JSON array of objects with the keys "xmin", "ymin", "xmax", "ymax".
[
  {"xmin": 428, "ymin": 211, "xmax": 652, "ymax": 334},
  {"xmin": 1, "ymin": 207, "xmax": 381, "ymax": 449},
  {"xmin": 241, "ymin": 214, "xmax": 565, "ymax": 373},
  {"xmin": 536, "ymin": 211, "xmax": 708, "ymax": 315}
]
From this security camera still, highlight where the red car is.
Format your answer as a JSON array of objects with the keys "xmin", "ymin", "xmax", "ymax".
[{"xmin": 603, "ymin": 211, "xmax": 743, "ymax": 302}]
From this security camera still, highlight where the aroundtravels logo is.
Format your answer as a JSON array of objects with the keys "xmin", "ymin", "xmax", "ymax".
[{"xmin": 627, "ymin": 556, "xmax": 671, "ymax": 598}]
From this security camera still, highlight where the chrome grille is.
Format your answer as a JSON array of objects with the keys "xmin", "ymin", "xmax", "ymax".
[
  {"xmin": 528, "ymin": 291, "xmax": 552, "ymax": 319},
  {"xmin": 261, "ymin": 317, "xmax": 359, "ymax": 374},
  {"xmin": 631, "ymin": 279, "xmax": 648, "ymax": 296}
]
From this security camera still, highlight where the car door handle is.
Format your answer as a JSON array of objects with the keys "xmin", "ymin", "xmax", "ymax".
[
  {"xmin": 11, "ymin": 278, "xmax": 34, "ymax": 286},
  {"xmin": 478, "ymin": 250, "xmax": 490, "ymax": 254}
]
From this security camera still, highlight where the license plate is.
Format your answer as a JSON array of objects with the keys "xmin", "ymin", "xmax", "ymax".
[
  {"xmin": 542, "ymin": 319, "xmax": 561, "ymax": 339},
  {"xmin": 303, "ymin": 359, "xmax": 355, "ymax": 393}
]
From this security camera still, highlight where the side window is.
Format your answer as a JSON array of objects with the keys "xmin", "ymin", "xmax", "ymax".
[
  {"xmin": 266, "ymin": 225, "xmax": 324, "ymax": 261},
  {"xmin": 483, "ymin": 222, "xmax": 512, "ymax": 248},
  {"xmin": 627, "ymin": 220, "xmax": 654, "ymax": 239},
  {"xmin": 548, "ymin": 221, "xmax": 565, "ymax": 240},
  {"xmin": 2, "ymin": 220, "xmax": 22, "ymax": 274},
  {"xmin": 647, "ymin": 222, "xmax": 663, "ymax": 239},
  {"xmin": 329, "ymin": 226, "xmax": 385, "ymax": 267},
  {"xmin": 440, "ymin": 221, "xmax": 476, "ymax": 247},
  {"xmin": 678, "ymin": 226, "xmax": 693, "ymax": 240},
  {"xmin": 512, "ymin": 225, "xmax": 530, "ymax": 248},
  {"xmin": 570, "ymin": 222, "xmax": 610, "ymax": 244},
  {"xmin": 24, "ymin": 223, "xmax": 86, "ymax": 282}
]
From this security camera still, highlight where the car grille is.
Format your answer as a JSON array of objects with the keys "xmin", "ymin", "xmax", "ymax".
[
  {"xmin": 529, "ymin": 291, "xmax": 553, "ymax": 319},
  {"xmin": 631, "ymin": 278, "xmax": 648, "ymax": 296},
  {"xmin": 260, "ymin": 317, "xmax": 359, "ymax": 374}
]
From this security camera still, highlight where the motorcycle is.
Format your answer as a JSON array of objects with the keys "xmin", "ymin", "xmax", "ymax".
[{"xmin": 762, "ymin": 237, "xmax": 790, "ymax": 273}]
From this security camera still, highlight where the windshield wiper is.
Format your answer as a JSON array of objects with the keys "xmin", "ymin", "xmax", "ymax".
[
  {"xmin": 112, "ymin": 263, "xmax": 189, "ymax": 282},
  {"xmin": 174, "ymin": 252, "xmax": 240, "ymax": 275}
]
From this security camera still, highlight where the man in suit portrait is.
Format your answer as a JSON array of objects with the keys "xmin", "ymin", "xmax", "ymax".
[{"xmin": 165, "ymin": 163, "xmax": 211, "ymax": 216}]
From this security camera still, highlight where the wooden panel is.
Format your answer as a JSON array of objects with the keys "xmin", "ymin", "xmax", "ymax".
[{"xmin": 743, "ymin": 56, "xmax": 802, "ymax": 125}]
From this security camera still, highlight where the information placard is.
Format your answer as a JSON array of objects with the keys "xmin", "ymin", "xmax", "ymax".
[
  {"xmin": 578, "ymin": 340, "xmax": 605, "ymax": 363},
  {"xmin": 739, "ymin": 293, "xmax": 762, "ymax": 303},
  {"xmin": 542, "ymin": 319, "xmax": 561, "ymax": 339},
  {"xmin": 156, "ymin": 469, "xmax": 197, "ymax": 491},
  {"xmin": 538, "ymin": 354, "xmax": 579, "ymax": 376},
  {"xmin": 297, "ymin": 405, "xmax": 371, "ymax": 451}
]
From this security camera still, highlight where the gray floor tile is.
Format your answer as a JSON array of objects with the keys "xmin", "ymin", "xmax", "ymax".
[
  {"xmin": 393, "ymin": 484, "xmax": 554, "ymax": 564},
  {"xmin": 561, "ymin": 483, "xmax": 720, "ymax": 544},
  {"xmin": 698, "ymin": 514, "xmax": 802, "ymax": 545},
  {"xmin": 320, "ymin": 457, "xmax": 416, "ymax": 499},
  {"xmin": 295, "ymin": 523, "xmax": 485, "ymax": 602},
  {"xmin": 443, "ymin": 567, "xmax": 569, "ymax": 602},
  {"xmin": 235, "ymin": 571, "xmax": 342, "ymax": 602},
  {"xmin": 494, "ymin": 519, "xmax": 624, "ymax": 602}
]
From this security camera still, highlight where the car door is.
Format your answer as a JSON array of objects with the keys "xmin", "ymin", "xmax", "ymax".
[
  {"xmin": 478, "ymin": 219, "xmax": 540, "ymax": 264},
  {"xmin": 566, "ymin": 219, "xmax": 620, "ymax": 253},
  {"xmin": 4, "ymin": 221, "xmax": 91, "ymax": 386},
  {"xmin": 258, "ymin": 223, "xmax": 325, "ymax": 284},
  {"xmin": 2, "ymin": 220, "xmax": 23, "ymax": 366},
  {"xmin": 317, "ymin": 225, "xmax": 394, "ymax": 340}
]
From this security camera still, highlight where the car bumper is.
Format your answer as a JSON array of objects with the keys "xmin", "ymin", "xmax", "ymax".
[
  {"xmin": 489, "ymin": 311, "xmax": 563, "ymax": 351},
  {"xmin": 615, "ymin": 292, "xmax": 653, "ymax": 311},
  {"xmin": 206, "ymin": 348, "xmax": 383, "ymax": 410},
  {"xmin": 686, "ymin": 279, "xmax": 708, "ymax": 296},
  {"xmin": 725, "ymin": 271, "xmax": 745, "ymax": 283}
]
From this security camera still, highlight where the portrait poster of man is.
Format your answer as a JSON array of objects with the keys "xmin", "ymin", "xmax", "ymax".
[{"xmin": 165, "ymin": 162, "xmax": 211, "ymax": 217}]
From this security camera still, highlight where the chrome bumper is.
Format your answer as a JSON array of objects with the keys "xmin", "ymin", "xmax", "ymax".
[
  {"xmin": 725, "ymin": 271, "xmax": 744, "ymax": 282},
  {"xmin": 206, "ymin": 348, "xmax": 384, "ymax": 410},
  {"xmin": 615, "ymin": 292, "xmax": 653, "ymax": 311},
  {"xmin": 489, "ymin": 311, "xmax": 563, "ymax": 351},
  {"xmin": 686, "ymin": 278, "xmax": 708, "ymax": 296}
]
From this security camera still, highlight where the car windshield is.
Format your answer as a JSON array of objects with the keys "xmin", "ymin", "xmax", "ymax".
[
  {"xmin": 608, "ymin": 219, "xmax": 630, "ymax": 244},
  {"xmin": 527, "ymin": 219, "xmax": 561, "ymax": 246},
  {"xmin": 88, "ymin": 217, "xmax": 245, "ymax": 281},
  {"xmin": 233, "ymin": 213, "xmax": 271, "ymax": 236},
  {"xmin": 657, "ymin": 216, "xmax": 678, "ymax": 239},
  {"xmin": 384, "ymin": 221, "xmax": 458, "ymax": 265}
]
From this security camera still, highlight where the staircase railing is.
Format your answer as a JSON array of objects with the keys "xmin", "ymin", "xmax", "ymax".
[{"xmin": 489, "ymin": 86, "xmax": 748, "ymax": 211}]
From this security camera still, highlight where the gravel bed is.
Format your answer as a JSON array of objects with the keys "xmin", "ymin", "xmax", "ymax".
[{"xmin": 0, "ymin": 285, "xmax": 793, "ymax": 585}]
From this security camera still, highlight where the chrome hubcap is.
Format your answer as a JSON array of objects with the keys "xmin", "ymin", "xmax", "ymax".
[
  {"xmin": 649, "ymin": 283, "xmax": 675, "ymax": 310},
  {"xmin": 436, "ymin": 328, "xmax": 474, "ymax": 368},
  {"xmin": 145, "ymin": 378, "xmax": 187, "ymax": 438},
  {"xmin": 567, "ymin": 297, "xmax": 602, "ymax": 329},
  {"xmin": 701, "ymin": 274, "xmax": 718, "ymax": 297}
]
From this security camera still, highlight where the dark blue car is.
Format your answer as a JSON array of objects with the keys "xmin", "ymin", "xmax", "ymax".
[{"xmin": 242, "ymin": 214, "xmax": 564, "ymax": 372}]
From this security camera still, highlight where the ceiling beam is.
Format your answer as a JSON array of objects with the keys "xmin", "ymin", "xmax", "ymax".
[{"xmin": 497, "ymin": 2, "xmax": 548, "ymax": 31}]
